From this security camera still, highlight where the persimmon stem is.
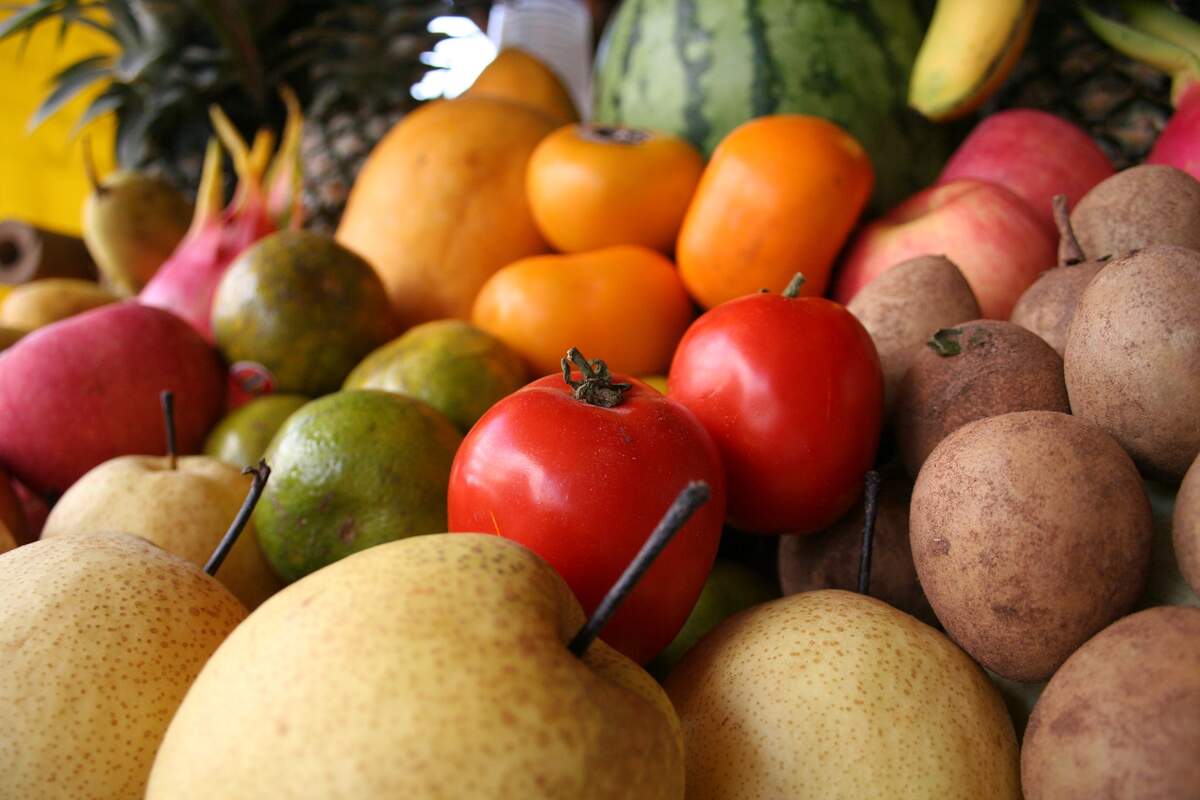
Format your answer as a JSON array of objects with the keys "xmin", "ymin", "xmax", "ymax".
[
  {"xmin": 205, "ymin": 460, "xmax": 271, "ymax": 576},
  {"xmin": 569, "ymin": 481, "xmax": 712, "ymax": 657},
  {"xmin": 857, "ymin": 471, "xmax": 881, "ymax": 595},
  {"xmin": 561, "ymin": 347, "xmax": 631, "ymax": 408}
]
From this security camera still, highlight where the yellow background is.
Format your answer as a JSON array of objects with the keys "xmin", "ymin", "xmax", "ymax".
[{"xmin": 0, "ymin": 13, "xmax": 116, "ymax": 235}]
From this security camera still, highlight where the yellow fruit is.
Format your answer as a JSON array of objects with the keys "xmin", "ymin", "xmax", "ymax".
[
  {"xmin": 0, "ymin": 278, "xmax": 117, "ymax": 331},
  {"xmin": 42, "ymin": 455, "xmax": 282, "ymax": 609},
  {"xmin": 0, "ymin": 533, "xmax": 246, "ymax": 799},
  {"xmin": 466, "ymin": 47, "xmax": 579, "ymax": 124},
  {"xmin": 336, "ymin": 97, "xmax": 556, "ymax": 328},
  {"xmin": 666, "ymin": 590, "xmax": 1021, "ymax": 798}
]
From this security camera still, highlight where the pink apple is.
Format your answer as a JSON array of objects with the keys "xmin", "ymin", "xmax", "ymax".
[
  {"xmin": 937, "ymin": 109, "xmax": 1114, "ymax": 232},
  {"xmin": 833, "ymin": 179, "xmax": 1058, "ymax": 320},
  {"xmin": 0, "ymin": 302, "xmax": 226, "ymax": 497}
]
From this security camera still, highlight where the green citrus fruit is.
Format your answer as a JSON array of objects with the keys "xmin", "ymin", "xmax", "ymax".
[
  {"xmin": 344, "ymin": 319, "xmax": 528, "ymax": 431},
  {"xmin": 204, "ymin": 393, "xmax": 310, "ymax": 468},
  {"xmin": 212, "ymin": 231, "xmax": 395, "ymax": 395},
  {"xmin": 255, "ymin": 390, "xmax": 462, "ymax": 582},
  {"xmin": 650, "ymin": 560, "xmax": 777, "ymax": 678}
]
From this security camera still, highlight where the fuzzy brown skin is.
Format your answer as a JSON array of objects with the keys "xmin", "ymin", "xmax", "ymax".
[
  {"xmin": 1009, "ymin": 262, "xmax": 1103, "ymax": 356},
  {"xmin": 1068, "ymin": 164, "xmax": 1200, "ymax": 258},
  {"xmin": 910, "ymin": 411, "xmax": 1152, "ymax": 683},
  {"xmin": 778, "ymin": 466, "xmax": 935, "ymax": 625},
  {"xmin": 1021, "ymin": 606, "xmax": 1200, "ymax": 800},
  {"xmin": 1064, "ymin": 245, "xmax": 1200, "ymax": 480},
  {"xmin": 896, "ymin": 320, "xmax": 1069, "ymax": 478},
  {"xmin": 1174, "ymin": 456, "xmax": 1200, "ymax": 596},
  {"xmin": 847, "ymin": 255, "xmax": 980, "ymax": 418}
]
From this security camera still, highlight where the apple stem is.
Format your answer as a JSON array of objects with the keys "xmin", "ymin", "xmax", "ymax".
[
  {"xmin": 568, "ymin": 480, "xmax": 712, "ymax": 657},
  {"xmin": 1053, "ymin": 194, "xmax": 1088, "ymax": 266},
  {"xmin": 561, "ymin": 347, "xmax": 631, "ymax": 408},
  {"xmin": 857, "ymin": 470, "xmax": 881, "ymax": 595},
  {"xmin": 204, "ymin": 459, "xmax": 270, "ymax": 576},
  {"xmin": 160, "ymin": 390, "xmax": 177, "ymax": 470},
  {"xmin": 782, "ymin": 273, "xmax": 807, "ymax": 298}
]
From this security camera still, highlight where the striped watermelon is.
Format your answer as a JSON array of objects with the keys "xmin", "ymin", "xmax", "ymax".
[{"xmin": 593, "ymin": 0, "xmax": 954, "ymax": 210}]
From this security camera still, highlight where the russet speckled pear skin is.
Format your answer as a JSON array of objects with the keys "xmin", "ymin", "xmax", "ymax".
[
  {"xmin": 0, "ymin": 533, "xmax": 247, "ymax": 800},
  {"xmin": 147, "ymin": 533, "xmax": 684, "ymax": 800},
  {"xmin": 42, "ymin": 455, "xmax": 282, "ymax": 609},
  {"xmin": 665, "ymin": 590, "xmax": 1020, "ymax": 799}
]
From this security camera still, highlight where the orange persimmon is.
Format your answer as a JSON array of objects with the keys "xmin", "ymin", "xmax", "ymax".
[
  {"xmin": 526, "ymin": 124, "xmax": 704, "ymax": 254},
  {"xmin": 677, "ymin": 115, "xmax": 874, "ymax": 308},
  {"xmin": 472, "ymin": 246, "xmax": 694, "ymax": 376}
]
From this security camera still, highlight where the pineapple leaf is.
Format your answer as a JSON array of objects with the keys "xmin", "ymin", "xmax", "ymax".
[
  {"xmin": 28, "ymin": 54, "xmax": 113, "ymax": 131},
  {"xmin": 191, "ymin": 0, "xmax": 266, "ymax": 113},
  {"xmin": 0, "ymin": 2, "xmax": 62, "ymax": 41},
  {"xmin": 70, "ymin": 84, "xmax": 127, "ymax": 135}
]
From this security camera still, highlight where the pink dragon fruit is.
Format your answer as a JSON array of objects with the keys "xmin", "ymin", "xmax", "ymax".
[{"xmin": 140, "ymin": 90, "xmax": 302, "ymax": 342}]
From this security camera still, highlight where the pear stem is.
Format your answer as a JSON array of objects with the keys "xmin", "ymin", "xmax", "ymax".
[
  {"xmin": 205, "ymin": 460, "xmax": 270, "ymax": 576},
  {"xmin": 568, "ymin": 481, "xmax": 712, "ymax": 657},
  {"xmin": 857, "ymin": 470, "xmax": 881, "ymax": 595},
  {"xmin": 1053, "ymin": 194, "xmax": 1088, "ymax": 266},
  {"xmin": 81, "ymin": 135, "xmax": 105, "ymax": 195},
  {"xmin": 159, "ymin": 390, "xmax": 177, "ymax": 471}
]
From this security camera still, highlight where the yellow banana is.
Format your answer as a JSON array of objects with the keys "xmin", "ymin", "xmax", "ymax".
[{"xmin": 909, "ymin": 0, "xmax": 1040, "ymax": 121}]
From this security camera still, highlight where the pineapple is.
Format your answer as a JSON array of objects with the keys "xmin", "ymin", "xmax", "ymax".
[
  {"xmin": 0, "ymin": 0, "xmax": 482, "ymax": 229},
  {"xmin": 989, "ymin": 4, "xmax": 1174, "ymax": 168}
]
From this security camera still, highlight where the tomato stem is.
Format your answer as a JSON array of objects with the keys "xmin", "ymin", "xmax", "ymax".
[
  {"xmin": 205, "ymin": 459, "xmax": 271, "ymax": 576},
  {"xmin": 561, "ymin": 347, "xmax": 631, "ymax": 408},
  {"xmin": 857, "ymin": 470, "xmax": 881, "ymax": 595},
  {"xmin": 1053, "ymin": 194, "xmax": 1088, "ymax": 266},
  {"xmin": 782, "ymin": 273, "xmax": 807, "ymax": 298},
  {"xmin": 568, "ymin": 480, "xmax": 712, "ymax": 657},
  {"xmin": 160, "ymin": 390, "xmax": 178, "ymax": 471}
]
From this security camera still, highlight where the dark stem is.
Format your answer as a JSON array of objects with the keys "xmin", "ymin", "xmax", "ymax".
[
  {"xmin": 783, "ymin": 273, "xmax": 807, "ymax": 298},
  {"xmin": 159, "ymin": 390, "xmax": 177, "ymax": 470},
  {"xmin": 568, "ymin": 481, "xmax": 712, "ymax": 657},
  {"xmin": 204, "ymin": 459, "xmax": 271, "ymax": 576},
  {"xmin": 561, "ymin": 347, "xmax": 631, "ymax": 409},
  {"xmin": 82, "ymin": 135, "xmax": 106, "ymax": 196},
  {"xmin": 857, "ymin": 471, "xmax": 881, "ymax": 595},
  {"xmin": 1053, "ymin": 194, "xmax": 1087, "ymax": 266}
]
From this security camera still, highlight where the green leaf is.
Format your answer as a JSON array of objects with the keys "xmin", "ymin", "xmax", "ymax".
[
  {"xmin": 27, "ymin": 58, "xmax": 113, "ymax": 131},
  {"xmin": 70, "ymin": 84, "xmax": 126, "ymax": 135},
  {"xmin": 0, "ymin": 3, "xmax": 61, "ymax": 42}
]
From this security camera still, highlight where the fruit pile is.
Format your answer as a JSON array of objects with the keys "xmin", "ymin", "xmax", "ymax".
[{"xmin": 1, "ymin": 1, "xmax": 1199, "ymax": 799}]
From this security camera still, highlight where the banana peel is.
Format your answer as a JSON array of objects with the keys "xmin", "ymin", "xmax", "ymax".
[{"xmin": 909, "ymin": 0, "xmax": 1040, "ymax": 121}]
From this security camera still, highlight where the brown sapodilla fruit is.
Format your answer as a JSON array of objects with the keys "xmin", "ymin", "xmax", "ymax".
[
  {"xmin": 1068, "ymin": 164, "xmax": 1200, "ymax": 258},
  {"xmin": 910, "ymin": 411, "xmax": 1152, "ymax": 683},
  {"xmin": 1009, "ymin": 195, "xmax": 1104, "ymax": 356},
  {"xmin": 847, "ymin": 254, "xmax": 980, "ymax": 417},
  {"xmin": 895, "ymin": 320, "xmax": 1069, "ymax": 478},
  {"xmin": 1021, "ymin": 606, "xmax": 1200, "ymax": 800},
  {"xmin": 1064, "ymin": 244, "xmax": 1200, "ymax": 480},
  {"xmin": 778, "ymin": 466, "xmax": 934, "ymax": 624},
  {"xmin": 1173, "ymin": 455, "xmax": 1200, "ymax": 597}
]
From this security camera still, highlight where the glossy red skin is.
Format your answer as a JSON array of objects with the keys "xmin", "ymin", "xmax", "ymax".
[
  {"xmin": 447, "ymin": 375, "xmax": 726, "ymax": 664},
  {"xmin": 668, "ymin": 293, "xmax": 882, "ymax": 535}
]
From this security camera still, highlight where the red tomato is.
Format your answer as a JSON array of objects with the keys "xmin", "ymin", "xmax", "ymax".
[
  {"xmin": 668, "ymin": 284, "xmax": 882, "ymax": 534},
  {"xmin": 447, "ymin": 354, "xmax": 726, "ymax": 664}
]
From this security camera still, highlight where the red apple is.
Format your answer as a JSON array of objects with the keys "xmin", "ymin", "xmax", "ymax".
[
  {"xmin": 0, "ymin": 302, "xmax": 226, "ymax": 497},
  {"xmin": 834, "ymin": 179, "xmax": 1057, "ymax": 320},
  {"xmin": 937, "ymin": 110, "xmax": 1114, "ymax": 232}
]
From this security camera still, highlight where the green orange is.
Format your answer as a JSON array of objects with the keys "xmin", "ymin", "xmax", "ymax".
[
  {"xmin": 204, "ymin": 393, "xmax": 310, "ymax": 468},
  {"xmin": 212, "ymin": 231, "xmax": 396, "ymax": 396},
  {"xmin": 254, "ymin": 390, "xmax": 462, "ymax": 582},
  {"xmin": 344, "ymin": 319, "xmax": 528, "ymax": 432}
]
